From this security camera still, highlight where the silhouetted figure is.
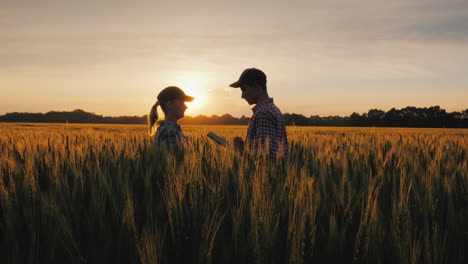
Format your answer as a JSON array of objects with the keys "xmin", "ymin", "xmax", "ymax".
[
  {"xmin": 230, "ymin": 68, "xmax": 289, "ymax": 157},
  {"xmin": 148, "ymin": 86, "xmax": 194, "ymax": 149}
]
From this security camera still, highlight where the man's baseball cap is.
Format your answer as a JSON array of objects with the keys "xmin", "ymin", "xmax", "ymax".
[
  {"xmin": 229, "ymin": 68, "xmax": 267, "ymax": 88},
  {"xmin": 157, "ymin": 86, "xmax": 194, "ymax": 103}
]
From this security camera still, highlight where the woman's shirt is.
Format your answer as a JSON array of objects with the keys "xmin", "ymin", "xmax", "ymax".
[{"xmin": 153, "ymin": 120, "xmax": 188, "ymax": 148}]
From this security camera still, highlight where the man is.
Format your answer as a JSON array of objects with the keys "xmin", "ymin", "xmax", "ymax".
[{"xmin": 230, "ymin": 68, "xmax": 289, "ymax": 157}]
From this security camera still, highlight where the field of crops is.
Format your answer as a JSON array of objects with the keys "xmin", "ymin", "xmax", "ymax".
[{"xmin": 0, "ymin": 123, "xmax": 466, "ymax": 263}]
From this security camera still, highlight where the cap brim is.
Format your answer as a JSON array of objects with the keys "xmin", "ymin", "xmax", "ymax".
[
  {"xmin": 184, "ymin": 95, "xmax": 195, "ymax": 102},
  {"xmin": 229, "ymin": 81, "xmax": 242, "ymax": 88}
]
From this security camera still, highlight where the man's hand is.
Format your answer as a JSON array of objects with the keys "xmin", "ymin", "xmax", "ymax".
[{"xmin": 233, "ymin": 136, "xmax": 245, "ymax": 154}]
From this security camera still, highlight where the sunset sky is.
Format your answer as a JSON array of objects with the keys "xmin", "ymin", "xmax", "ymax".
[{"xmin": 1, "ymin": 0, "xmax": 467, "ymax": 117}]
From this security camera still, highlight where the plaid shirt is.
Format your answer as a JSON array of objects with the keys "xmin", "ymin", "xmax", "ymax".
[
  {"xmin": 246, "ymin": 98, "xmax": 289, "ymax": 157},
  {"xmin": 153, "ymin": 120, "xmax": 188, "ymax": 149}
]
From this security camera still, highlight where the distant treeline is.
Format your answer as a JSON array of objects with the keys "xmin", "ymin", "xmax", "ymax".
[
  {"xmin": 0, "ymin": 106, "xmax": 467, "ymax": 128},
  {"xmin": 283, "ymin": 106, "xmax": 468, "ymax": 128},
  {"xmin": 0, "ymin": 109, "xmax": 147, "ymax": 124}
]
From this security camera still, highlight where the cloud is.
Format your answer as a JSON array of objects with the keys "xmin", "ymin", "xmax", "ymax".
[{"xmin": 1, "ymin": 0, "xmax": 468, "ymax": 107}]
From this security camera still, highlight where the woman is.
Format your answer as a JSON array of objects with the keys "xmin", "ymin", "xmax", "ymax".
[{"xmin": 148, "ymin": 86, "xmax": 194, "ymax": 148}]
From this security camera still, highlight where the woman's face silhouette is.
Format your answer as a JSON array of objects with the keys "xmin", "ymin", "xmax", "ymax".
[{"xmin": 166, "ymin": 99, "xmax": 188, "ymax": 119}]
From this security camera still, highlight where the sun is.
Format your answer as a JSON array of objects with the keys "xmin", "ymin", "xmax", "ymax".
[{"xmin": 176, "ymin": 74, "xmax": 207, "ymax": 115}]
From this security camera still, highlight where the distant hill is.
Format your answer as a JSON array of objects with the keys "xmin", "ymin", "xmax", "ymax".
[{"xmin": 0, "ymin": 106, "xmax": 467, "ymax": 128}]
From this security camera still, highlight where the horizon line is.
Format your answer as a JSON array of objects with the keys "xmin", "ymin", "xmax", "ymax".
[{"xmin": 1, "ymin": 105, "xmax": 468, "ymax": 118}]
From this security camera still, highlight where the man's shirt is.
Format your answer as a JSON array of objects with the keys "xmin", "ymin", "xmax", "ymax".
[
  {"xmin": 153, "ymin": 120, "xmax": 188, "ymax": 149},
  {"xmin": 246, "ymin": 98, "xmax": 289, "ymax": 157}
]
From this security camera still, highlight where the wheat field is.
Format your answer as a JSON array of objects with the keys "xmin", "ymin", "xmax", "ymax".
[{"xmin": 0, "ymin": 123, "xmax": 466, "ymax": 263}]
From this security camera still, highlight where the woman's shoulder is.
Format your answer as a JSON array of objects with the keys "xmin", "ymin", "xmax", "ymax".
[
  {"xmin": 155, "ymin": 122, "xmax": 176, "ymax": 137},
  {"xmin": 155, "ymin": 120, "xmax": 186, "ymax": 139},
  {"xmin": 154, "ymin": 121, "xmax": 187, "ymax": 148},
  {"xmin": 158, "ymin": 120, "xmax": 180, "ymax": 131}
]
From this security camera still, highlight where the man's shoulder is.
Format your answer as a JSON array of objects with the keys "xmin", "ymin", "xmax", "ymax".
[{"xmin": 256, "ymin": 102, "xmax": 283, "ymax": 120}]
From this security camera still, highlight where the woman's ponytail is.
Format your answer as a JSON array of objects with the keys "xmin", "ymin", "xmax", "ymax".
[{"xmin": 148, "ymin": 101, "xmax": 160, "ymax": 135}]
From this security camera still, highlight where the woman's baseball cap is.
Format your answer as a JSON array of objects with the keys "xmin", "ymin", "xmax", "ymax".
[{"xmin": 157, "ymin": 86, "xmax": 194, "ymax": 103}]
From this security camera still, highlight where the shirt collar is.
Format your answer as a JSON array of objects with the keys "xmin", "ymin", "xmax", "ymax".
[
  {"xmin": 252, "ymin": 98, "xmax": 274, "ymax": 113},
  {"xmin": 158, "ymin": 120, "xmax": 181, "ymax": 129}
]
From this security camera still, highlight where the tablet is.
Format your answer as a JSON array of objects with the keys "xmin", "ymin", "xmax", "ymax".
[{"xmin": 207, "ymin": 132, "xmax": 229, "ymax": 147}]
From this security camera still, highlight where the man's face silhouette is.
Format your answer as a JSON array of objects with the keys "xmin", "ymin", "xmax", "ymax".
[{"xmin": 240, "ymin": 84, "xmax": 261, "ymax": 105}]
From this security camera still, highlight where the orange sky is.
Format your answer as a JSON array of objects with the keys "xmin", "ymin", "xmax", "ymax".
[{"xmin": 1, "ymin": 0, "xmax": 467, "ymax": 117}]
